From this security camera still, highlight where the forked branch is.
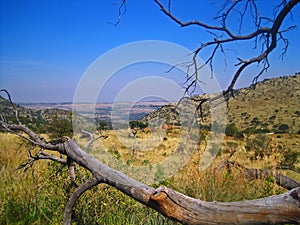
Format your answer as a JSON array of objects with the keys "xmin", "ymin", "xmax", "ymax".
[{"xmin": 154, "ymin": 0, "xmax": 300, "ymax": 104}]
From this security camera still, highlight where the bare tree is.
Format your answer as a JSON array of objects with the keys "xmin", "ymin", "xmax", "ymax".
[
  {"xmin": 152, "ymin": 0, "xmax": 300, "ymax": 106},
  {"xmin": 1, "ymin": 1, "xmax": 300, "ymax": 224}
]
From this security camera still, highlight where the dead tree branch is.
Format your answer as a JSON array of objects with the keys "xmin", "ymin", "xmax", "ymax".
[
  {"xmin": 110, "ymin": 0, "xmax": 127, "ymax": 26},
  {"xmin": 16, "ymin": 149, "xmax": 67, "ymax": 172},
  {"xmin": 80, "ymin": 129, "xmax": 108, "ymax": 149},
  {"xmin": 63, "ymin": 176, "xmax": 101, "ymax": 225},
  {"xmin": 154, "ymin": 0, "xmax": 300, "ymax": 105},
  {"xmin": 216, "ymin": 159, "xmax": 300, "ymax": 190}
]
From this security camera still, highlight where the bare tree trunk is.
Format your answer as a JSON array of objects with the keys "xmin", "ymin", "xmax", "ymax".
[{"xmin": 64, "ymin": 139, "xmax": 300, "ymax": 225}]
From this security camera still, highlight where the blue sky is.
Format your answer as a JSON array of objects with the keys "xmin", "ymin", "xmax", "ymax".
[{"xmin": 0, "ymin": 0, "xmax": 299, "ymax": 102}]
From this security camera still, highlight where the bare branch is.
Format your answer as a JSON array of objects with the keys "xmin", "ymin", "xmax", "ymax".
[
  {"xmin": 80, "ymin": 129, "xmax": 108, "ymax": 149},
  {"xmin": 0, "ymin": 95, "xmax": 66, "ymax": 153},
  {"xmin": 110, "ymin": 0, "xmax": 127, "ymax": 26},
  {"xmin": 1, "ymin": 89, "xmax": 21, "ymax": 124},
  {"xmin": 0, "ymin": 121, "xmax": 65, "ymax": 153},
  {"xmin": 216, "ymin": 159, "xmax": 300, "ymax": 190},
  {"xmin": 16, "ymin": 148, "xmax": 67, "ymax": 171},
  {"xmin": 38, "ymin": 151, "xmax": 67, "ymax": 164},
  {"xmin": 67, "ymin": 157, "xmax": 77, "ymax": 186},
  {"xmin": 155, "ymin": 0, "xmax": 272, "ymax": 40},
  {"xmin": 154, "ymin": 0, "xmax": 300, "ymax": 107},
  {"xmin": 63, "ymin": 176, "xmax": 101, "ymax": 225}
]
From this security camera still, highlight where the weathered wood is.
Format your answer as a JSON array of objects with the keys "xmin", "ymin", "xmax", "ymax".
[
  {"xmin": 64, "ymin": 139, "xmax": 300, "ymax": 225},
  {"xmin": 63, "ymin": 177, "xmax": 100, "ymax": 225},
  {"xmin": 245, "ymin": 168, "xmax": 300, "ymax": 190},
  {"xmin": 216, "ymin": 159, "xmax": 300, "ymax": 190},
  {"xmin": 149, "ymin": 186, "xmax": 300, "ymax": 225}
]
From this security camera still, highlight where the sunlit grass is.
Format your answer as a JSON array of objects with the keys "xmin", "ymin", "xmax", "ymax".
[
  {"xmin": 0, "ymin": 133, "xmax": 178, "ymax": 225},
  {"xmin": 0, "ymin": 131, "xmax": 297, "ymax": 224}
]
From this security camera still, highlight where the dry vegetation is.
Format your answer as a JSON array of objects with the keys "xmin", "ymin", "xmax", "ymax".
[
  {"xmin": 0, "ymin": 133, "xmax": 177, "ymax": 225},
  {"xmin": 0, "ymin": 75, "xmax": 299, "ymax": 224},
  {"xmin": 1, "ymin": 128, "xmax": 298, "ymax": 224}
]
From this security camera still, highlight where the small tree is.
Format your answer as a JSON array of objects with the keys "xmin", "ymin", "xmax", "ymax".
[
  {"xmin": 47, "ymin": 113, "xmax": 73, "ymax": 139},
  {"xmin": 129, "ymin": 120, "xmax": 148, "ymax": 130},
  {"xmin": 280, "ymin": 148, "xmax": 300, "ymax": 171},
  {"xmin": 245, "ymin": 134, "xmax": 272, "ymax": 160},
  {"xmin": 277, "ymin": 123, "xmax": 290, "ymax": 134}
]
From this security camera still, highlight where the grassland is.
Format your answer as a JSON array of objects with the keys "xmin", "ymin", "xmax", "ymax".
[
  {"xmin": 0, "ymin": 133, "xmax": 179, "ymax": 225},
  {"xmin": 0, "ymin": 74, "xmax": 299, "ymax": 224},
  {"xmin": 1, "ymin": 127, "xmax": 299, "ymax": 224}
]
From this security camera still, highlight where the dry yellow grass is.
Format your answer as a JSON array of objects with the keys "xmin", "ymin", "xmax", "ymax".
[
  {"xmin": 73, "ymin": 127, "xmax": 298, "ymax": 200},
  {"xmin": 0, "ymin": 133, "xmax": 178, "ymax": 225},
  {"xmin": 1, "ymin": 128, "xmax": 297, "ymax": 224}
]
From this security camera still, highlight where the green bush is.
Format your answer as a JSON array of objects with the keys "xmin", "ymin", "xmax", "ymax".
[
  {"xmin": 47, "ymin": 113, "xmax": 73, "ymax": 139},
  {"xmin": 280, "ymin": 148, "xmax": 300, "ymax": 170},
  {"xmin": 97, "ymin": 120, "xmax": 112, "ymax": 130},
  {"xmin": 277, "ymin": 124, "xmax": 289, "ymax": 133},
  {"xmin": 225, "ymin": 123, "xmax": 239, "ymax": 137},
  {"xmin": 245, "ymin": 134, "xmax": 272, "ymax": 160},
  {"xmin": 129, "ymin": 120, "xmax": 148, "ymax": 129}
]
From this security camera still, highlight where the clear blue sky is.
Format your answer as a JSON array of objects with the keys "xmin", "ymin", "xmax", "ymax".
[{"xmin": 1, "ymin": 0, "xmax": 299, "ymax": 102}]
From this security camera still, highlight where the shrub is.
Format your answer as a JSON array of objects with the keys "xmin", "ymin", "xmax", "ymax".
[
  {"xmin": 278, "ymin": 124, "xmax": 289, "ymax": 131},
  {"xmin": 275, "ymin": 124, "xmax": 290, "ymax": 134},
  {"xmin": 225, "ymin": 123, "xmax": 238, "ymax": 137},
  {"xmin": 250, "ymin": 117, "xmax": 260, "ymax": 125},
  {"xmin": 245, "ymin": 134, "xmax": 272, "ymax": 160},
  {"xmin": 280, "ymin": 148, "xmax": 300, "ymax": 170},
  {"xmin": 269, "ymin": 115, "xmax": 276, "ymax": 121},
  {"xmin": 47, "ymin": 113, "xmax": 73, "ymax": 139},
  {"xmin": 97, "ymin": 120, "xmax": 112, "ymax": 130},
  {"xmin": 129, "ymin": 120, "xmax": 148, "ymax": 129}
]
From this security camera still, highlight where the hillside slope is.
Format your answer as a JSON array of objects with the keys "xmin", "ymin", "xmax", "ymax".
[
  {"xmin": 0, "ymin": 96, "xmax": 71, "ymax": 133},
  {"xmin": 143, "ymin": 74, "xmax": 300, "ymax": 135},
  {"xmin": 228, "ymin": 74, "xmax": 300, "ymax": 133}
]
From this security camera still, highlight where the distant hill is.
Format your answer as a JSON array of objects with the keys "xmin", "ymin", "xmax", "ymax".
[
  {"xmin": 0, "ymin": 96, "xmax": 72, "ymax": 133},
  {"xmin": 19, "ymin": 101, "xmax": 168, "ymax": 122},
  {"xmin": 1, "ymin": 74, "xmax": 299, "ymax": 136},
  {"xmin": 0, "ymin": 96, "xmax": 168, "ymax": 132},
  {"xmin": 142, "ymin": 74, "xmax": 300, "ymax": 135}
]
